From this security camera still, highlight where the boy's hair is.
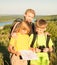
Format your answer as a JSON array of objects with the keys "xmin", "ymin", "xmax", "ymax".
[
  {"xmin": 36, "ymin": 19, "xmax": 47, "ymax": 27},
  {"xmin": 15, "ymin": 21, "xmax": 31, "ymax": 34},
  {"xmin": 25, "ymin": 9, "xmax": 35, "ymax": 17}
]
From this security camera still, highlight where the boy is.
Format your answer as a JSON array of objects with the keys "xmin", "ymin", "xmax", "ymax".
[{"xmin": 30, "ymin": 19, "xmax": 53, "ymax": 65}]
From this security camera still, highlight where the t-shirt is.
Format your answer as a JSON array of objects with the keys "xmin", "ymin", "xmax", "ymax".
[
  {"xmin": 34, "ymin": 34, "xmax": 53, "ymax": 48},
  {"xmin": 29, "ymin": 34, "xmax": 53, "ymax": 59},
  {"xmin": 29, "ymin": 34, "xmax": 53, "ymax": 48},
  {"xmin": 9, "ymin": 33, "xmax": 30, "ymax": 51}
]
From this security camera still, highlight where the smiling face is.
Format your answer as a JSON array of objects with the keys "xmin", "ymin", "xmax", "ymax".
[
  {"xmin": 24, "ymin": 9, "xmax": 35, "ymax": 23},
  {"xmin": 24, "ymin": 12, "xmax": 35, "ymax": 23}
]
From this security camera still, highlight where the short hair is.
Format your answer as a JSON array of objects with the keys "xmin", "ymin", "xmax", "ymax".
[
  {"xmin": 25, "ymin": 9, "xmax": 35, "ymax": 17},
  {"xmin": 36, "ymin": 19, "xmax": 47, "ymax": 27}
]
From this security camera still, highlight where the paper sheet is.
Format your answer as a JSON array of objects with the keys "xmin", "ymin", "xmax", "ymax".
[{"xmin": 19, "ymin": 50, "xmax": 38, "ymax": 60}]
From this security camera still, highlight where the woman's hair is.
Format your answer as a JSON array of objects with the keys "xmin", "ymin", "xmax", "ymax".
[
  {"xmin": 25, "ymin": 9, "xmax": 35, "ymax": 17},
  {"xmin": 15, "ymin": 21, "xmax": 31, "ymax": 34}
]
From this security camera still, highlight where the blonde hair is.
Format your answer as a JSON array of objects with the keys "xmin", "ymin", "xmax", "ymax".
[
  {"xmin": 25, "ymin": 9, "xmax": 35, "ymax": 17},
  {"xmin": 15, "ymin": 21, "xmax": 30, "ymax": 34}
]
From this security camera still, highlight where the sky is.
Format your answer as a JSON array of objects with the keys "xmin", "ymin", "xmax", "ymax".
[{"xmin": 0, "ymin": 0, "xmax": 57, "ymax": 15}]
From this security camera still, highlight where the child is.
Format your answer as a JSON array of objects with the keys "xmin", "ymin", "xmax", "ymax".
[
  {"xmin": 8, "ymin": 21, "xmax": 31, "ymax": 65},
  {"xmin": 30, "ymin": 19, "xmax": 53, "ymax": 65}
]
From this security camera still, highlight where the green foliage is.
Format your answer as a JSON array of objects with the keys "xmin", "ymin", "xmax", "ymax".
[
  {"xmin": 0, "ymin": 53, "xmax": 4, "ymax": 65},
  {"xmin": 37, "ymin": 15, "xmax": 57, "ymax": 21},
  {"xmin": 0, "ymin": 44, "xmax": 10, "ymax": 65},
  {"xmin": 47, "ymin": 21, "xmax": 57, "ymax": 41},
  {"xmin": 0, "ymin": 15, "xmax": 23, "ymax": 22},
  {"xmin": 0, "ymin": 25, "xmax": 11, "ymax": 65},
  {"xmin": 47, "ymin": 21, "xmax": 57, "ymax": 65},
  {"xmin": 50, "ymin": 53, "xmax": 57, "ymax": 65}
]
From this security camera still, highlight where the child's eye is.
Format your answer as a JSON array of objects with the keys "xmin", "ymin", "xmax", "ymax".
[{"xmin": 22, "ymin": 28, "xmax": 27, "ymax": 30}]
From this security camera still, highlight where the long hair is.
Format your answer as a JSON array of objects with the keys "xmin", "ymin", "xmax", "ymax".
[{"xmin": 15, "ymin": 21, "xmax": 31, "ymax": 34}]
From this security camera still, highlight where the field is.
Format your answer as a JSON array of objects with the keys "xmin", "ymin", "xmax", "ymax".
[
  {"xmin": 0, "ymin": 15, "xmax": 57, "ymax": 22},
  {"xmin": 0, "ymin": 15, "xmax": 23, "ymax": 22}
]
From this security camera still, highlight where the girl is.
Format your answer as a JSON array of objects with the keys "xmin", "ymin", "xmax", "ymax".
[{"xmin": 8, "ymin": 21, "xmax": 31, "ymax": 65}]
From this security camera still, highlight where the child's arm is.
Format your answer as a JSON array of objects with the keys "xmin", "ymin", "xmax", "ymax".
[
  {"xmin": 8, "ymin": 44, "xmax": 21, "ymax": 56},
  {"xmin": 49, "ymin": 38, "xmax": 54, "ymax": 52},
  {"xmin": 49, "ymin": 47, "xmax": 53, "ymax": 52},
  {"xmin": 8, "ymin": 45, "xmax": 16, "ymax": 54},
  {"xmin": 43, "ymin": 38, "xmax": 53, "ymax": 53},
  {"xmin": 35, "ymin": 48, "xmax": 41, "ymax": 53}
]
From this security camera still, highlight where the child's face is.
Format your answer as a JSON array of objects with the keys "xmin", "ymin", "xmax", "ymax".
[
  {"xmin": 19, "ymin": 28, "xmax": 28, "ymax": 34},
  {"xmin": 36, "ymin": 25, "xmax": 47, "ymax": 34},
  {"xmin": 24, "ymin": 12, "xmax": 34, "ymax": 23}
]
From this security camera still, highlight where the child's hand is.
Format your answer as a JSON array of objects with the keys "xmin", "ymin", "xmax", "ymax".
[
  {"xmin": 29, "ymin": 47, "xmax": 35, "ymax": 52},
  {"xmin": 15, "ymin": 51, "xmax": 21, "ymax": 56},
  {"xmin": 43, "ymin": 48, "xmax": 49, "ymax": 52},
  {"xmin": 35, "ymin": 48, "xmax": 41, "ymax": 53}
]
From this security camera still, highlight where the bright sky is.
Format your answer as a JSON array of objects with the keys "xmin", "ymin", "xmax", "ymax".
[{"xmin": 0, "ymin": 0, "xmax": 57, "ymax": 15}]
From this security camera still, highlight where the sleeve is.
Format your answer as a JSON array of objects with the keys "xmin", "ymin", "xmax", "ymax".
[
  {"xmin": 9, "ymin": 37, "xmax": 15, "ymax": 46},
  {"xmin": 49, "ymin": 38, "xmax": 54, "ymax": 47}
]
